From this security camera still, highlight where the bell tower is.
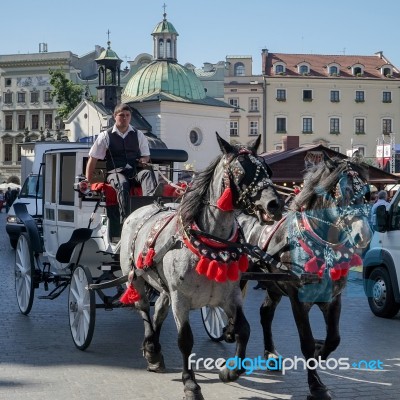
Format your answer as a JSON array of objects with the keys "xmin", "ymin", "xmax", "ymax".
[{"xmin": 95, "ymin": 31, "xmax": 123, "ymax": 110}]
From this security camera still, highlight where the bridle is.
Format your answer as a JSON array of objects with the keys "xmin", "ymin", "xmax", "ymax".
[
  {"xmin": 218, "ymin": 149, "xmax": 276, "ymax": 215},
  {"xmin": 295, "ymin": 161, "xmax": 370, "ymax": 249}
]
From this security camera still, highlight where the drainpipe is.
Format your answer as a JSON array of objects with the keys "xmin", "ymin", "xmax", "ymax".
[{"xmin": 262, "ymin": 75, "xmax": 267, "ymax": 153}]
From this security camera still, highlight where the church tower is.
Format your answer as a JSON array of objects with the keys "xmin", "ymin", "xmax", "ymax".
[{"xmin": 95, "ymin": 32, "xmax": 123, "ymax": 110}]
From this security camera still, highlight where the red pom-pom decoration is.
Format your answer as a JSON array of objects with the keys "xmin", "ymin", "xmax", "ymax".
[
  {"xmin": 329, "ymin": 267, "xmax": 341, "ymax": 281},
  {"xmin": 238, "ymin": 254, "xmax": 249, "ymax": 272},
  {"xmin": 227, "ymin": 261, "xmax": 239, "ymax": 281},
  {"xmin": 196, "ymin": 257, "xmax": 210, "ymax": 275},
  {"xmin": 206, "ymin": 260, "xmax": 219, "ymax": 280},
  {"xmin": 215, "ymin": 263, "xmax": 228, "ymax": 283},
  {"xmin": 136, "ymin": 252, "xmax": 144, "ymax": 269},
  {"xmin": 216, "ymin": 187, "xmax": 234, "ymax": 211},
  {"xmin": 120, "ymin": 285, "xmax": 141, "ymax": 304},
  {"xmin": 144, "ymin": 248, "xmax": 155, "ymax": 266}
]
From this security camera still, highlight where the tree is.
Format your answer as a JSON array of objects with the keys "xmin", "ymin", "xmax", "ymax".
[{"xmin": 49, "ymin": 69, "xmax": 84, "ymax": 120}]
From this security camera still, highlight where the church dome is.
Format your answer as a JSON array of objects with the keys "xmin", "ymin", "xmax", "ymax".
[{"xmin": 123, "ymin": 60, "xmax": 206, "ymax": 101}]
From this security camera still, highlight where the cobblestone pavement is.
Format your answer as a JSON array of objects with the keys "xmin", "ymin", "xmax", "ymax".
[{"xmin": 0, "ymin": 211, "xmax": 399, "ymax": 399}]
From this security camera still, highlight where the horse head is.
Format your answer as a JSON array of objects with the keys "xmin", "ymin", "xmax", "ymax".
[
  {"xmin": 216, "ymin": 133, "xmax": 284, "ymax": 223},
  {"xmin": 291, "ymin": 152, "xmax": 372, "ymax": 249}
]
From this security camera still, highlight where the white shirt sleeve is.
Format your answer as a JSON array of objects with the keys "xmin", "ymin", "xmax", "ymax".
[
  {"xmin": 137, "ymin": 129, "xmax": 150, "ymax": 157},
  {"xmin": 88, "ymin": 130, "xmax": 109, "ymax": 160}
]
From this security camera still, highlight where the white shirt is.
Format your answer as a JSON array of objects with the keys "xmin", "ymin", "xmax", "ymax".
[
  {"xmin": 88, "ymin": 124, "xmax": 150, "ymax": 160},
  {"xmin": 370, "ymin": 199, "xmax": 390, "ymax": 226}
]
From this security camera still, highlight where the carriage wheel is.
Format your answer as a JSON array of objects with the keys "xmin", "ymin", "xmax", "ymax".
[
  {"xmin": 201, "ymin": 306, "xmax": 229, "ymax": 342},
  {"xmin": 68, "ymin": 265, "xmax": 96, "ymax": 350},
  {"xmin": 15, "ymin": 233, "xmax": 36, "ymax": 315}
]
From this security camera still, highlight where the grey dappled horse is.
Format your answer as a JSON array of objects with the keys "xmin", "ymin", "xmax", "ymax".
[
  {"xmin": 237, "ymin": 154, "xmax": 372, "ymax": 400},
  {"xmin": 120, "ymin": 133, "xmax": 284, "ymax": 400}
]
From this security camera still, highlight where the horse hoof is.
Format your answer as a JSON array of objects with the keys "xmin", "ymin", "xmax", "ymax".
[
  {"xmin": 184, "ymin": 384, "xmax": 204, "ymax": 400},
  {"xmin": 219, "ymin": 367, "xmax": 240, "ymax": 383},
  {"xmin": 307, "ymin": 388, "xmax": 332, "ymax": 400},
  {"xmin": 146, "ymin": 353, "xmax": 165, "ymax": 373}
]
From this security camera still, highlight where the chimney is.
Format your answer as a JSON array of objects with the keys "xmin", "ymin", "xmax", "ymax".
[{"xmin": 282, "ymin": 135, "xmax": 299, "ymax": 151}]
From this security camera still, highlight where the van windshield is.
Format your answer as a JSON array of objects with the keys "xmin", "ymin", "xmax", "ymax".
[{"xmin": 20, "ymin": 175, "xmax": 43, "ymax": 198}]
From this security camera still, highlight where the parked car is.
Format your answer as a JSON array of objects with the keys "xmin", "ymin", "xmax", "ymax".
[
  {"xmin": 363, "ymin": 196, "xmax": 400, "ymax": 318},
  {"xmin": 6, "ymin": 174, "xmax": 42, "ymax": 248}
]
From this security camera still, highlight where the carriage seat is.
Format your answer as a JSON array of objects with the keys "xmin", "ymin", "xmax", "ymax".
[{"xmin": 90, "ymin": 182, "xmax": 185, "ymax": 207}]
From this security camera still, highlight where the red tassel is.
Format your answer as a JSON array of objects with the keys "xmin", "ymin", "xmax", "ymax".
[
  {"xmin": 120, "ymin": 285, "xmax": 141, "ymax": 304},
  {"xmin": 227, "ymin": 261, "xmax": 239, "ymax": 281},
  {"xmin": 215, "ymin": 263, "xmax": 228, "ymax": 283},
  {"xmin": 144, "ymin": 248, "xmax": 155, "ymax": 266},
  {"xmin": 238, "ymin": 254, "xmax": 249, "ymax": 272},
  {"xmin": 206, "ymin": 260, "xmax": 219, "ymax": 280},
  {"xmin": 196, "ymin": 257, "xmax": 210, "ymax": 275},
  {"xmin": 349, "ymin": 253, "xmax": 362, "ymax": 267},
  {"xmin": 217, "ymin": 187, "xmax": 233, "ymax": 211},
  {"xmin": 304, "ymin": 256, "xmax": 319, "ymax": 273},
  {"xmin": 329, "ymin": 268, "xmax": 341, "ymax": 281},
  {"xmin": 317, "ymin": 264, "xmax": 325, "ymax": 278},
  {"xmin": 136, "ymin": 252, "xmax": 144, "ymax": 269}
]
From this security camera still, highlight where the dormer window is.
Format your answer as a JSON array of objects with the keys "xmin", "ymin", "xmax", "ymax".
[
  {"xmin": 274, "ymin": 63, "xmax": 286, "ymax": 75},
  {"xmin": 299, "ymin": 65, "xmax": 309, "ymax": 75},
  {"xmin": 328, "ymin": 64, "xmax": 340, "ymax": 76},
  {"xmin": 351, "ymin": 64, "xmax": 364, "ymax": 76},
  {"xmin": 382, "ymin": 66, "xmax": 393, "ymax": 77}
]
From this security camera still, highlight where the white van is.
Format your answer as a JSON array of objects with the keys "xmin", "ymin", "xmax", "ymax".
[{"xmin": 6, "ymin": 174, "xmax": 43, "ymax": 248}]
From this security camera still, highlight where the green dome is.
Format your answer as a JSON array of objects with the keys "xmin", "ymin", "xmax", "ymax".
[
  {"xmin": 95, "ymin": 42, "xmax": 122, "ymax": 63},
  {"xmin": 123, "ymin": 60, "xmax": 206, "ymax": 100},
  {"xmin": 152, "ymin": 19, "xmax": 179, "ymax": 35}
]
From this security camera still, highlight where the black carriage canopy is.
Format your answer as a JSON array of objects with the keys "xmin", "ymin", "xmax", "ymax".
[{"xmin": 149, "ymin": 148, "xmax": 188, "ymax": 163}]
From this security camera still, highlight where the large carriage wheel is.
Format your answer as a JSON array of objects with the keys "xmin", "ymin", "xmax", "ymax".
[
  {"xmin": 201, "ymin": 306, "xmax": 229, "ymax": 342},
  {"xmin": 68, "ymin": 265, "xmax": 96, "ymax": 350},
  {"xmin": 15, "ymin": 233, "xmax": 36, "ymax": 315}
]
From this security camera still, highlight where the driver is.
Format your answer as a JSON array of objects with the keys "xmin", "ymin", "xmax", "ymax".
[{"xmin": 85, "ymin": 103, "xmax": 157, "ymax": 222}]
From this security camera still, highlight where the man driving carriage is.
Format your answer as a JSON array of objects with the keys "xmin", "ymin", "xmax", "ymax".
[{"xmin": 85, "ymin": 103, "xmax": 157, "ymax": 223}]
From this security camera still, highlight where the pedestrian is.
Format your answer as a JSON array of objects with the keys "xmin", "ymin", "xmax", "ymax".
[
  {"xmin": 370, "ymin": 190, "xmax": 390, "ymax": 229},
  {"xmin": 85, "ymin": 103, "xmax": 157, "ymax": 223},
  {"xmin": 4, "ymin": 187, "xmax": 13, "ymax": 213}
]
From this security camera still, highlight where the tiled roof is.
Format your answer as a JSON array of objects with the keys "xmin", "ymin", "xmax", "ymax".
[{"xmin": 264, "ymin": 52, "xmax": 400, "ymax": 79}]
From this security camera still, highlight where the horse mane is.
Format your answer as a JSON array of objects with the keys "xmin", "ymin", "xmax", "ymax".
[
  {"xmin": 290, "ymin": 157, "xmax": 368, "ymax": 211},
  {"xmin": 179, "ymin": 155, "xmax": 223, "ymax": 226}
]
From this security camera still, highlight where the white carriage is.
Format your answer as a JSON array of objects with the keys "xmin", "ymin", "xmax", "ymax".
[{"xmin": 14, "ymin": 145, "xmax": 188, "ymax": 350}]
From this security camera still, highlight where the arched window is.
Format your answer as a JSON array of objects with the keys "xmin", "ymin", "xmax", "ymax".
[
  {"xmin": 158, "ymin": 39, "xmax": 164, "ymax": 57},
  {"xmin": 275, "ymin": 64, "xmax": 284, "ymax": 74},
  {"xmin": 299, "ymin": 65, "xmax": 309, "ymax": 75},
  {"xmin": 166, "ymin": 39, "xmax": 171, "ymax": 58},
  {"xmin": 234, "ymin": 63, "xmax": 245, "ymax": 76},
  {"xmin": 329, "ymin": 66, "xmax": 338, "ymax": 75}
]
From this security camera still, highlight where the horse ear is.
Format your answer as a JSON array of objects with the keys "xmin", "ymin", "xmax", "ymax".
[
  {"xmin": 216, "ymin": 132, "xmax": 234, "ymax": 155},
  {"xmin": 250, "ymin": 135, "xmax": 262, "ymax": 153}
]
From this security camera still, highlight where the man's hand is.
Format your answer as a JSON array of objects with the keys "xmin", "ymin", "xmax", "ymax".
[{"xmin": 138, "ymin": 156, "xmax": 150, "ymax": 166}]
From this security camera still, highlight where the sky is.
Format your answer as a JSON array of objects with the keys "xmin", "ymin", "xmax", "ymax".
[{"xmin": 1, "ymin": 0, "xmax": 399, "ymax": 75}]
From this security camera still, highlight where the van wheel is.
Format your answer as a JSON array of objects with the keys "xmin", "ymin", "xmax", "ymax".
[
  {"xmin": 367, "ymin": 267, "xmax": 400, "ymax": 318},
  {"xmin": 10, "ymin": 238, "xmax": 18, "ymax": 249}
]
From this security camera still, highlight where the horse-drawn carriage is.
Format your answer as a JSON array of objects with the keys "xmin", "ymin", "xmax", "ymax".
[
  {"xmin": 14, "ymin": 135, "xmax": 372, "ymax": 400},
  {"xmin": 14, "ymin": 144, "xmax": 188, "ymax": 350}
]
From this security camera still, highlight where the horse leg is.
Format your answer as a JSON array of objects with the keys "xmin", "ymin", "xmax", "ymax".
[
  {"xmin": 143, "ymin": 292, "xmax": 170, "ymax": 372},
  {"xmin": 260, "ymin": 288, "xmax": 282, "ymax": 359},
  {"xmin": 219, "ymin": 305, "xmax": 250, "ymax": 383},
  {"xmin": 289, "ymin": 296, "xmax": 331, "ymax": 400},
  {"xmin": 171, "ymin": 295, "xmax": 204, "ymax": 400},
  {"xmin": 315, "ymin": 294, "xmax": 342, "ymax": 359}
]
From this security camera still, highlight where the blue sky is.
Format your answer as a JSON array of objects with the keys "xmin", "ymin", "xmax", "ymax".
[{"xmin": 2, "ymin": 0, "xmax": 399, "ymax": 75}]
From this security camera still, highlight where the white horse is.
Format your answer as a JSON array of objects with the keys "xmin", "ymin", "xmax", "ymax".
[{"xmin": 119, "ymin": 133, "xmax": 284, "ymax": 400}]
